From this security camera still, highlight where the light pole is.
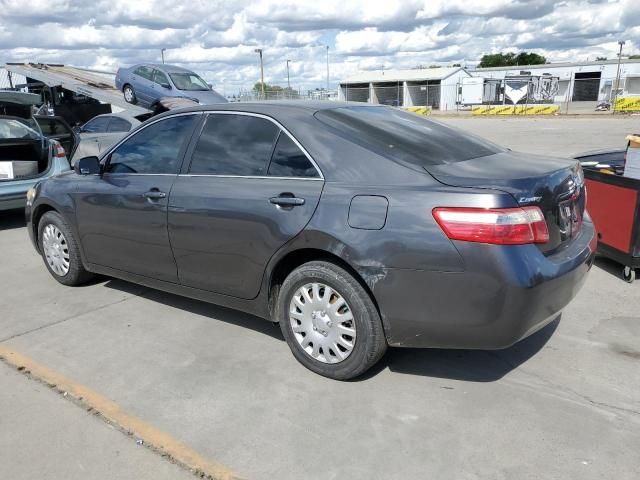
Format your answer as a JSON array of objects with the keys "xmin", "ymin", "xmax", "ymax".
[
  {"xmin": 286, "ymin": 59, "xmax": 291, "ymax": 90},
  {"xmin": 254, "ymin": 48, "xmax": 265, "ymax": 97},
  {"xmin": 612, "ymin": 40, "xmax": 625, "ymax": 111},
  {"xmin": 161, "ymin": 48, "xmax": 166, "ymax": 64},
  {"xmin": 325, "ymin": 45, "xmax": 330, "ymax": 94}
]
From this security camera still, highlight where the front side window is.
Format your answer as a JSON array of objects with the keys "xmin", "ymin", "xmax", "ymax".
[
  {"xmin": 268, "ymin": 133, "xmax": 318, "ymax": 178},
  {"xmin": 106, "ymin": 115, "xmax": 196, "ymax": 174},
  {"xmin": 189, "ymin": 114, "xmax": 279, "ymax": 176},
  {"xmin": 169, "ymin": 73, "xmax": 210, "ymax": 91},
  {"xmin": 153, "ymin": 70, "xmax": 169, "ymax": 86}
]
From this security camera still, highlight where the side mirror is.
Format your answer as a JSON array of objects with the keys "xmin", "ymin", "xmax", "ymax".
[
  {"xmin": 72, "ymin": 125, "xmax": 81, "ymax": 134},
  {"xmin": 74, "ymin": 156, "xmax": 101, "ymax": 175},
  {"xmin": 161, "ymin": 82, "xmax": 171, "ymax": 90}
]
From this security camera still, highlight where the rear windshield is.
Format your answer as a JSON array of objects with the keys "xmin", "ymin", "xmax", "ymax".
[
  {"xmin": 0, "ymin": 118, "xmax": 41, "ymax": 140},
  {"xmin": 314, "ymin": 106, "xmax": 502, "ymax": 166}
]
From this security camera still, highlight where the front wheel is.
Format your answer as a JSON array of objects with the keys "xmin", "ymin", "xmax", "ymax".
[
  {"xmin": 38, "ymin": 211, "xmax": 94, "ymax": 286},
  {"xmin": 277, "ymin": 261, "xmax": 387, "ymax": 380}
]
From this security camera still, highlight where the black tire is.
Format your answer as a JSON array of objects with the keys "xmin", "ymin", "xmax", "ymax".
[
  {"xmin": 123, "ymin": 84, "xmax": 137, "ymax": 104},
  {"xmin": 38, "ymin": 211, "xmax": 93, "ymax": 286},
  {"xmin": 277, "ymin": 261, "xmax": 387, "ymax": 380}
]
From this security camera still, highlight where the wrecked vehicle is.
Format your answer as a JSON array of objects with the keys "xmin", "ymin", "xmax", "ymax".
[
  {"xmin": 115, "ymin": 64, "xmax": 227, "ymax": 108},
  {"xmin": 26, "ymin": 103, "xmax": 595, "ymax": 379},
  {"xmin": 0, "ymin": 91, "xmax": 75, "ymax": 210}
]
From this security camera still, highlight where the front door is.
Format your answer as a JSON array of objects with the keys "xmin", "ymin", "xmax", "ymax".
[
  {"xmin": 75, "ymin": 113, "xmax": 199, "ymax": 282},
  {"xmin": 168, "ymin": 112, "xmax": 324, "ymax": 299}
]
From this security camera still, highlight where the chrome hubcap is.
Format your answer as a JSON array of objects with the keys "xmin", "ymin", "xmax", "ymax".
[
  {"xmin": 124, "ymin": 87, "xmax": 133, "ymax": 101},
  {"xmin": 42, "ymin": 224, "xmax": 70, "ymax": 276},
  {"xmin": 289, "ymin": 283, "xmax": 356, "ymax": 364}
]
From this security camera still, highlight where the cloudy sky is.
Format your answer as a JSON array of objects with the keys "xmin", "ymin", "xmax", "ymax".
[{"xmin": 1, "ymin": 0, "xmax": 638, "ymax": 95}]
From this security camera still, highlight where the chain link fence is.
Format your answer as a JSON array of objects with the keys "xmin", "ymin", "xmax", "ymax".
[
  {"xmin": 0, "ymin": 67, "xmax": 27, "ymax": 90},
  {"xmin": 335, "ymin": 76, "xmax": 640, "ymax": 114}
]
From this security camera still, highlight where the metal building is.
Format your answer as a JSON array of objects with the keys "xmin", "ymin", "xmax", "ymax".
[
  {"xmin": 470, "ymin": 59, "xmax": 640, "ymax": 103},
  {"xmin": 338, "ymin": 67, "xmax": 472, "ymax": 110}
]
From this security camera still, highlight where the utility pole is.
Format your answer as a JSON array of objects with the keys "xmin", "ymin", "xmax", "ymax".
[
  {"xmin": 286, "ymin": 59, "xmax": 291, "ymax": 89},
  {"xmin": 612, "ymin": 40, "xmax": 625, "ymax": 111},
  {"xmin": 326, "ymin": 45, "xmax": 330, "ymax": 94},
  {"xmin": 254, "ymin": 48, "xmax": 265, "ymax": 97},
  {"xmin": 161, "ymin": 48, "xmax": 166, "ymax": 64}
]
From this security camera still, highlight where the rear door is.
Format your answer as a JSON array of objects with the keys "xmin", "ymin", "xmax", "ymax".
[
  {"xmin": 168, "ymin": 112, "xmax": 324, "ymax": 299},
  {"xmin": 33, "ymin": 115, "xmax": 77, "ymax": 158}
]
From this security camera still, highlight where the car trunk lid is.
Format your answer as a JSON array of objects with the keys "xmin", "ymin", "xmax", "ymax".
[{"xmin": 425, "ymin": 151, "xmax": 586, "ymax": 253}]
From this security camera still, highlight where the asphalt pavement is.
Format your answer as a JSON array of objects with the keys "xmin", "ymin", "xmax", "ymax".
[{"xmin": 1, "ymin": 115, "xmax": 638, "ymax": 479}]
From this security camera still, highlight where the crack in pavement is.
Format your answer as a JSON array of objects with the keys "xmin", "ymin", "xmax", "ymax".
[
  {"xmin": 0, "ymin": 288, "xmax": 147, "ymax": 344},
  {"xmin": 487, "ymin": 351, "xmax": 640, "ymax": 420}
]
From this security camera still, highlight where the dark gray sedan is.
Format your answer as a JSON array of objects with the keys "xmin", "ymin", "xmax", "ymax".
[{"xmin": 25, "ymin": 102, "xmax": 596, "ymax": 379}]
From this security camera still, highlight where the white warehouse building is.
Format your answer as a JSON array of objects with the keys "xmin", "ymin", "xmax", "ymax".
[
  {"xmin": 339, "ymin": 59, "xmax": 640, "ymax": 108},
  {"xmin": 338, "ymin": 67, "xmax": 471, "ymax": 110},
  {"xmin": 471, "ymin": 58, "xmax": 640, "ymax": 102}
]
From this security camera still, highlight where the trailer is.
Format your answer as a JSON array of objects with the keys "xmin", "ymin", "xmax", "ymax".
[{"xmin": 3, "ymin": 63, "xmax": 148, "ymax": 125}]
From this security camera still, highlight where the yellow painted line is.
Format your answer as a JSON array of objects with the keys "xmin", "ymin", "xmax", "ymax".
[{"xmin": 0, "ymin": 345, "xmax": 241, "ymax": 480}]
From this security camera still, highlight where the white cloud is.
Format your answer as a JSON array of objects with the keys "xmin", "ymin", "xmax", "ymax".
[{"xmin": 0, "ymin": 0, "xmax": 638, "ymax": 93}]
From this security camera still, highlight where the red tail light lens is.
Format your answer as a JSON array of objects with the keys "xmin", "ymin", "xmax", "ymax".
[
  {"xmin": 432, "ymin": 206, "xmax": 549, "ymax": 245},
  {"xmin": 51, "ymin": 140, "xmax": 66, "ymax": 158}
]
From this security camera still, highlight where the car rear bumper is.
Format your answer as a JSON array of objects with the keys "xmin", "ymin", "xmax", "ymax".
[{"xmin": 372, "ymin": 217, "xmax": 596, "ymax": 349}]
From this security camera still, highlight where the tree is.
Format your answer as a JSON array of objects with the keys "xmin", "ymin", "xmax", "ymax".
[
  {"xmin": 253, "ymin": 82, "xmax": 298, "ymax": 97},
  {"xmin": 478, "ymin": 52, "xmax": 547, "ymax": 68},
  {"xmin": 629, "ymin": 54, "xmax": 640, "ymax": 59},
  {"xmin": 596, "ymin": 56, "xmax": 608, "ymax": 61}
]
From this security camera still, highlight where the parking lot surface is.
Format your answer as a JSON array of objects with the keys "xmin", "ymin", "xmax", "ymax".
[{"xmin": 1, "ymin": 116, "xmax": 639, "ymax": 479}]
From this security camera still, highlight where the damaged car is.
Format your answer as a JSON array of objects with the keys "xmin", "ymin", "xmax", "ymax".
[{"xmin": 1, "ymin": 91, "xmax": 75, "ymax": 210}]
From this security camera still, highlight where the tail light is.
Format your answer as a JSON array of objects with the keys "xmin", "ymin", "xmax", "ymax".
[
  {"xmin": 51, "ymin": 140, "xmax": 66, "ymax": 158},
  {"xmin": 433, "ymin": 206, "xmax": 549, "ymax": 245}
]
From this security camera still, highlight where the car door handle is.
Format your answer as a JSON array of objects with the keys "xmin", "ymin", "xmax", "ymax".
[
  {"xmin": 143, "ymin": 190, "xmax": 167, "ymax": 200},
  {"xmin": 269, "ymin": 196, "xmax": 305, "ymax": 207}
]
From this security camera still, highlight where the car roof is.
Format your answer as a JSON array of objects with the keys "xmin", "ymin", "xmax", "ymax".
[
  {"xmin": 88, "ymin": 112, "xmax": 142, "ymax": 124},
  {"xmin": 143, "ymin": 64, "xmax": 195, "ymax": 74},
  {"xmin": 156, "ymin": 100, "xmax": 385, "ymax": 118}
]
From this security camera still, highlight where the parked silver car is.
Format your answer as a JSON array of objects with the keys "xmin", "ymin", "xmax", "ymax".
[{"xmin": 71, "ymin": 113, "xmax": 141, "ymax": 164}]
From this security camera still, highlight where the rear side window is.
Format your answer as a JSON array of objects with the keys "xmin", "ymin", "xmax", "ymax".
[
  {"xmin": 314, "ymin": 106, "xmax": 502, "ymax": 166},
  {"xmin": 106, "ymin": 115, "xmax": 196, "ymax": 174},
  {"xmin": 268, "ymin": 133, "xmax": 318, "ymax": 178},
  {"xmin": 189, "ymin": 114, "xmax": 279, "ymax": 176},
  {"xmin": 108, "ymin": 117, "xmax": 132, "ymax": 132},
  {"xmin": 83, "ymin": 117, "xmax": 110, "ymax": 133}
]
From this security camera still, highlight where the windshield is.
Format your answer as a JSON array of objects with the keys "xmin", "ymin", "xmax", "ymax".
[
  {"xmin": 314, "ymin": 106, "xmax": 502, "ymax": 166},
  {"xmin": 169, "ymin": 73, "xmax": 210, "ymax": 91},
  {"xmin": 0, "ymin": 118, "xmax": 41, "ymax": 140}
]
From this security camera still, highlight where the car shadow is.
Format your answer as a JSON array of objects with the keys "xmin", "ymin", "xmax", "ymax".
[
  {"xmin": 103, "ymin": 278, "xmax": 285, "ymax": 341},
  {"xmin": 357, "ymin": 316, "xmax": 560, "ymax": 382},
  {"xmin": 594, "ymin": 255, "xmax": 628, "ymax": 281},
  {"xmin": 0, "ymin": 210, "xmax": 26, "ymax": 231},
  {"xmin": 105, "ymin": 277, "xmax": 559, "ymax": 382}
]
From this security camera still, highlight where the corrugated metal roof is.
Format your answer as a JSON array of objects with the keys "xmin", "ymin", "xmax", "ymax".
[
  {"xmin": 471, "ymin": 58, "xmax": 640, "ymax": 72},
  {"xmin": 341, "ymin": 67, "xmax": 468, "ymax": 84}
]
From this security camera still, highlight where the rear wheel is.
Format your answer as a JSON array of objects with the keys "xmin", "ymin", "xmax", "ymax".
[
  {"xmin": 123, "ymin": 84, "xmax": 137, "ymax": 104},
  {"xmin": 277, "ymin": 261, "xmax": 387, "ymax": 380},
  {"xmin": 38, "ymin": 211, "xmax": 93, "ymax": 286}
]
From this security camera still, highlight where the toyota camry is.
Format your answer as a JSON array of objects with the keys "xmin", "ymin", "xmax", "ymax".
[{"xmin": 25, "ymin": 102, "xmax": 596, "ymax": 379}]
